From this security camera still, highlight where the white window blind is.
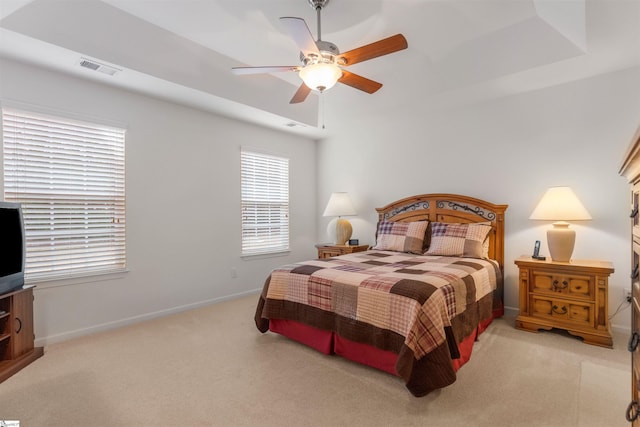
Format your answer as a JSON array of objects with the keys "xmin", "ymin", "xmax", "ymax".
[
  {"xmin": 2, "ymin": 108, "xmax": 126, "ymax": 282},
  {"xmin": 241, "ymin": 150, "xmax": 289, "ymax": 255}
]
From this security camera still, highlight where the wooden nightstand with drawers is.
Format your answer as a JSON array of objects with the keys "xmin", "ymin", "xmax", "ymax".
[
  {"xmin": 514, "ymin": 256, "xmax": 614, "ymax": 348},
  {"xmin": 316, "ymin": 244, "xmax": 369, "ymax": 259}
]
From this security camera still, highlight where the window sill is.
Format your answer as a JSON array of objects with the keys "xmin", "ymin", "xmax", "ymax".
[{"xmin": 241, "ymin": 250, "xmax": 291, "ymax": 260}]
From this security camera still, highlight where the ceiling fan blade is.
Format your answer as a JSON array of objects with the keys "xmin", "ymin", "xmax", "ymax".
[
  {"xmin": 290, "ymin": 83, "xmax": 312, "ymax": 104},
  {"xmin": 338, "ymin": 70, "xmax": 383, "ymax": 94},
  {"xmin": 338, "ymin": 34, "xmax": 408, "ymax": 66},
  {"xmin": 232, "ymin": 66, "xmax": 300, "ymax": 75},
  {"xmin": 280, "ymin": 17, "xmax": 320, "ymax": 57}
]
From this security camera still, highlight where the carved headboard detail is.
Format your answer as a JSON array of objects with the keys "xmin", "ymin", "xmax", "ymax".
[{"xmin": 375, "ymin": 194, "xmax": 508, "ymax": 268}]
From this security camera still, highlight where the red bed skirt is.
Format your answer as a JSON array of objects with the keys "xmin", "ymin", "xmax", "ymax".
[{"xmin": 269, "ymin": 308, "xmax": 501, "ymax": 376}]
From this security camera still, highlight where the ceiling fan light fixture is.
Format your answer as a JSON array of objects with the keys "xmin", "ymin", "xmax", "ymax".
[
  {"xmin": 232, "ymin": 1, "xmax": 407, "ymax": 104},
  {"xmin": 299, "ymin": 62, "xmax": 342, "ymax": 92}
]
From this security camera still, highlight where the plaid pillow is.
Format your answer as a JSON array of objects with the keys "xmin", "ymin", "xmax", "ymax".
[
  {"xmin": 425, "ymin": 222, "xmax": 492, "ymax": 259},
  {"xmin": 372, "ymin": 221, "xmax": 428, "ymax": 254}
]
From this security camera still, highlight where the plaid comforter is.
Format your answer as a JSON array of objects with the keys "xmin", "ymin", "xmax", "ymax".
[{"xmin": 254, "ymin": 250, "xmax": 503, "ymax": 396}]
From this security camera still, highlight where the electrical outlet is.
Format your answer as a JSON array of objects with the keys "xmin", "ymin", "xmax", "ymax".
[{"xmin": 626, "ymin": 289, "xmax": 633, "ymax": 303}]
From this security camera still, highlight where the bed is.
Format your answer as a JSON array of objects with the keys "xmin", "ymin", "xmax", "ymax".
[{"xmin": 254, "ymin": 193, "xmax": 508, "ymax": 396}]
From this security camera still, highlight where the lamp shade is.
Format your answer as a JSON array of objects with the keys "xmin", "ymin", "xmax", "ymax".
[
  {"xmin": 529, "ymin": 186, "xmax": 592, "ymax": 221},
  {"xmin": 323, "ymin": 192, "xmax": 356, "ymax": 217},
  {"xmin": 299, "ymin": 62, "xmax": 342, "ymax": 92}
]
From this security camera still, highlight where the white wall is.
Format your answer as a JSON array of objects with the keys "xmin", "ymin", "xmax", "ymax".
[
  {"xmin": 317, "ymin": 66, "xmax": 640, "ymax": 332},
  {"xmin": 0, "ymin": 58, "xmax": 318, "ymax": 345},
  {"xmin": 2, "ymin": 55, "xmax": 637, "ymax": 345}
]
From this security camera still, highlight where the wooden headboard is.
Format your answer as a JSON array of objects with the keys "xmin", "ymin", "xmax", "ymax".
[{"xmin": 375, "ymin": 194, "xmax": 509, "ymax": 268}]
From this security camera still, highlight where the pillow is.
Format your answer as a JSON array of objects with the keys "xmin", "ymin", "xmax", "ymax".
[
  {"xmin": 425, "ymin": 222, "xmax": 492, "ymax": 259},
  {"xmin": 478, "ymin": 221, "xmax": 492, "ymax": 258},
  {"xmin": 423, "ymin": 221, "xmax": 432, "ymax": 253},
  {"xmin": 482, "ymin": 235, "xmax": 490, "ymax": 259},
  {"xmin": 372, "ymin": 220, "xmax": 429, "ymax": 254}
]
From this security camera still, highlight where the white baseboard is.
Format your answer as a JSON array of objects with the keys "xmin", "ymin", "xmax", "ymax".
[
  {"xmin": 611, "ymin": 323, "xmax": 631, "ymax": 335},
  {"xmin": 35, "ymin": 288, "xmax": 261, "ymax": 347},
  {"xmin": 503, "ymin": 305, "xmax": 518, "ymax": 318},
  {"xmin": 37, "ymin": 293, "xmax": 631, "ymax": 347}
]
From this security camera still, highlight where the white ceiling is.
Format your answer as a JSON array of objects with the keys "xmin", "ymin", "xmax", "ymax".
[{"xmin": 0, "ymin": 0, "xmax": 639, "ymax": 139}]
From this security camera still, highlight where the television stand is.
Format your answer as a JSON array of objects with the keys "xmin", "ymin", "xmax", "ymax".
[{"xmin": 0, "ymin": 286, "xmax": 44, "ymax": 383}]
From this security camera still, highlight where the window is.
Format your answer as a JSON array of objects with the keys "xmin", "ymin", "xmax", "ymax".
[
  {"xmin": 2, "ymin": 108, "xmax": 126, "ymax": 282},
  {"xmin": 241, "ymin": 150, "xmax": 289, "ymax": 255}
]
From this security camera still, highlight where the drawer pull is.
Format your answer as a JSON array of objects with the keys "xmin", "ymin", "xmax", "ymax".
[
  {"xmin": 631, "ymin": 207, "xmax": 639, "ymax": 218},
  {"xmin": 552, "ymin": 280, "xmax": 568, "ymax": 290},
  {"xmin": 15, "ymin": 317, "xmax": 22, "ymax": 334},
  {"xmin": 552, "ymin": 305, "xmax": 567, "ymax": 315},
  {"xmin": 629, "ymin": 332, "xmax": 640, "ymax": 352},
  {"xmin": 627, "ymin": 401, "xmax": 640, "ymax": 422}
]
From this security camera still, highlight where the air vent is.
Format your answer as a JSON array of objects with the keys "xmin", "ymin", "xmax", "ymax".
[{"xmin": 79, "ymin": 58, "xmax": 121, "ymax": 76}]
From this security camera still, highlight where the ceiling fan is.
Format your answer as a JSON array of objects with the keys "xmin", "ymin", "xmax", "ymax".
[{"xmin": 231, "ymin": 0, "xmax": 408, "ymax": 104}]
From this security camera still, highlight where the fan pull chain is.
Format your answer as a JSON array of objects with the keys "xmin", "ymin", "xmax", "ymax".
[{"xmin": 321, "ymin": 92, "xmax": 325, "ymax": 129}]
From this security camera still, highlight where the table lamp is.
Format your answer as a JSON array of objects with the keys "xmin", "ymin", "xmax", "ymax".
[
  {"xmin": 323, "ymin": 192, "xmax": 356, "ymax": 245},
  {"xmin": 529, "ymin": 186, "xmax": 592, "ymax": 262}
]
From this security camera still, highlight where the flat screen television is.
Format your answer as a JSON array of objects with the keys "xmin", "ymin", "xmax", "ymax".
[{"xmin": 0, "ymin": 201, "xmax": 26, "ymax": 295}]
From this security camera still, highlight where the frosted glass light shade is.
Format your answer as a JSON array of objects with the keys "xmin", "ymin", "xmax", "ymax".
[
  {"xmin": 323, "ymin": 192, "xmax": 356, "ymax": 245},
  {"xmin": 299, "ymin": 62, "xmax": 342, "ymax": 92},
  {"xmin": 530, "ymin": 186, "xmax": 591, "ymax": 262}
]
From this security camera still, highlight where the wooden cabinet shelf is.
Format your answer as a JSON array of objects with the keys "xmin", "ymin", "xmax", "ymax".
[{"xmin": 0, "ymin": 286, "xmax": 43, "ymax": 383}]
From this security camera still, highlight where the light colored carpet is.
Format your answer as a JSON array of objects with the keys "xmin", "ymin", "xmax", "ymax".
[{"xmin": 0, "ymin": 294, "xmax": 629, "ymax": 426}]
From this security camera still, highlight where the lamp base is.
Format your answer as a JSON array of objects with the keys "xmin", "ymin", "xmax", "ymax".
[
  {"xmin": 335, "ymin": 218, "xmax": 353, "ymax": 245},
  {"xmin": 547, "ymin": 222, "xmax": 575, "ymax": 262}
]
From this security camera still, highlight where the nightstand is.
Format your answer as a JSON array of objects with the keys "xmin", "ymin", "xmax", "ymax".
[
  {"xmin": 316, "ymin": 244, "xmax": 369, "ymax": 259},
  {"xmin": 514, "ymin": 256, "xmax": 614, "ymax": 348}
]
